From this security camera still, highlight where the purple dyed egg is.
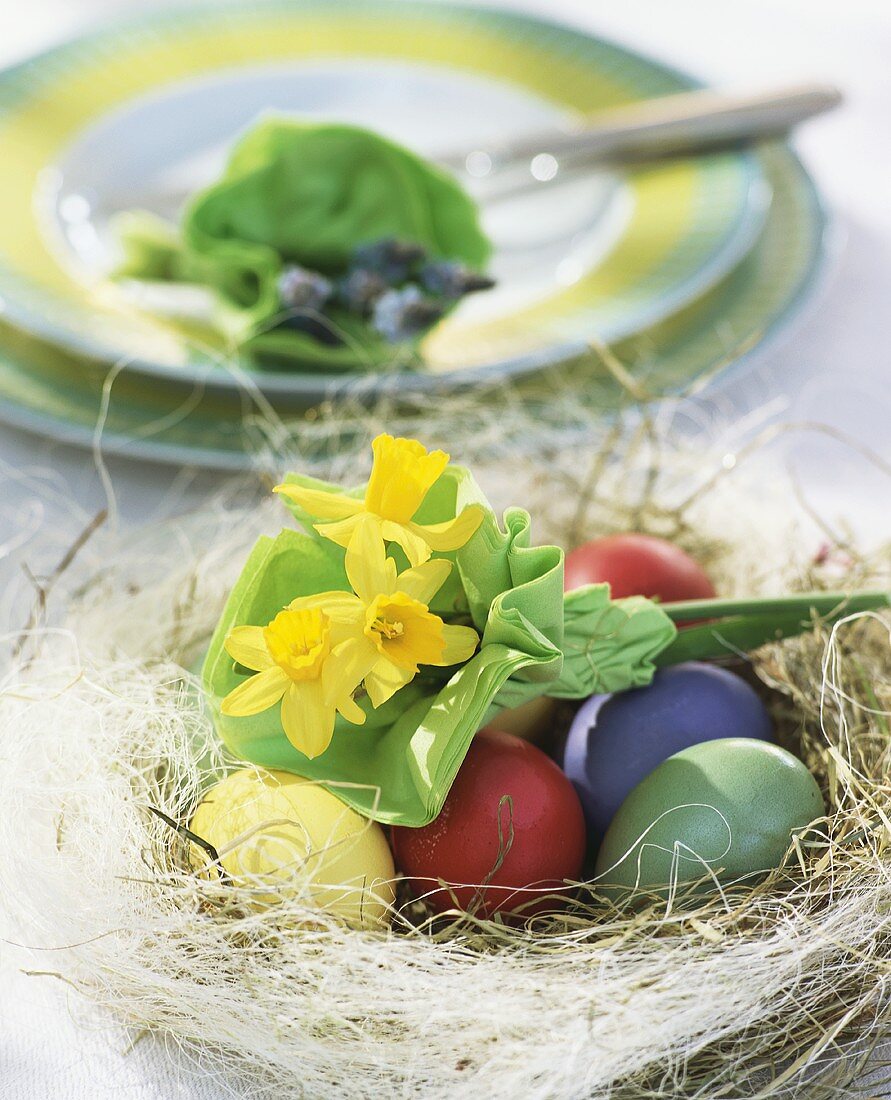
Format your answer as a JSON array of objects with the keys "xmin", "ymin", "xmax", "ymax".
[{"xmin": 562, "ymin": 661, "xmax": 774, "ymax": 839}]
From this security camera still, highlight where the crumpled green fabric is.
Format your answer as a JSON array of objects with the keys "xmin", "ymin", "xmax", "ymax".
[
  {"xmin": 203, "ymin": 466, "xmax": 676, "ymax": 826},
  {"xmin": 490, "ymin": 586, "xmax": 680, "ymax": 714},
  {"xmin": 115, "ymin": 119, "xmax": 490, "ymax": 370}
]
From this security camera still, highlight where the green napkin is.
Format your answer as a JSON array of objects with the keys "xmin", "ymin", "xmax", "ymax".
[
  {"xmin": 202, "ymin": 447, "xmax": 890, "ymax": 828},
  {"xmin": 116, "ymin": 119, "xmax": 491, "ymax": 369},
  {"xmin": 203, "ymin": 465, "xmax": 677, "ymax": 826}
]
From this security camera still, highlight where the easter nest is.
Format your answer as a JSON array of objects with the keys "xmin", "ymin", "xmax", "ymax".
[{"xmin": 2, "ymin": 402, "xmax": 890, "ymax": 1099}]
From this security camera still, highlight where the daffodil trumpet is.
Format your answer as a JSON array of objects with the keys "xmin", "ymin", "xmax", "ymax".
[
  {"xmin": 286, "ymin": 522, "xmax": 480, "ymax": 708},
  {"xmin": 274, "ymin": 433, "xmax": 485, "ymax": 566},
  {"xmin": 204, "ymin": 432, "xmax": 890, "ymax": 828},
  {"xmin": 221, "ymin": 606, "xmax": 366, "ymax": 760}
]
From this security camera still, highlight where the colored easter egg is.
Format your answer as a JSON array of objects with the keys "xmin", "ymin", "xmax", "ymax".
[
  {"xmin": 562, "ymin": 662, "xmax": 774, "ymax": 838},
  {"xmin": 189, "ymin": 768, "xmax": 395, "ymax": 928},
  {"xmin": 564, "ymin": 533, "xmax": 716, "ymax": 604},
  {"xmin": 594, "ymin": 738, "xmax": 824, "ymax": 895},
  {"xmin": 391, "ymin": 729, "xmax": 586, "ymax": 917},
  {"xmin": 485, "ymin": 694, "xmax": 557, "ymax": 743}
]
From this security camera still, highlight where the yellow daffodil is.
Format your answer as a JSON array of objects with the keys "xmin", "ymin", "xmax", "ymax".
[
  {"xmin": 289, "ymin": 521, "xmax": 480, "ymax": 707},
  {"xmin": 221, "ymin": 607, "xmax": 367, "ymax": 760},
  {"xmin": 274, "ymin": 433, "xmax": 484, "ymax": 566}
]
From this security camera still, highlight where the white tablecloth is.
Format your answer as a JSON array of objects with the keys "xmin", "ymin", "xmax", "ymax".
[{"xmin": 2, "ymin": 0, "xmax": 890, "ymax": 1095}]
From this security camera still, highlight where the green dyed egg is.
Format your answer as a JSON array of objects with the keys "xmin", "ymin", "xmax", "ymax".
[{"xmin": 594, "ymin": 738, "xmax": 824, "ymax": 895}]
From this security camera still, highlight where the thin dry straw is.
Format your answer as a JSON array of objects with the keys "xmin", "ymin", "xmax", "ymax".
[{"xmin": 0, "ymin": 405, "xmax": 889, "ymax": 1099}]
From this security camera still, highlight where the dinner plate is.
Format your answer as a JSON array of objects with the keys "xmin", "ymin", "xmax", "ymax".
[
  {"xmin": 0, "ymin": 144, "xmax": 826, "ymax": 469},
  {"xmin": 0, "ymin": 0, "xmax": 769, "ymax": 395}
]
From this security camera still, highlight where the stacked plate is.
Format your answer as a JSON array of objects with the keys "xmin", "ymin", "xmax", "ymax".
[{"xmin": 0, "ymin": 0, "xmax": 827, "ymax": 468}]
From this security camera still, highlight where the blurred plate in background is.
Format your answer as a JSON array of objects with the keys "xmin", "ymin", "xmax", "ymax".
[
  {"xmin": 0, "ymin": 144, "xmax": 827, "ymax": 469},
  {"xmin": 0, "ymin": 0, "xmax": 769, "ymax": 397}
]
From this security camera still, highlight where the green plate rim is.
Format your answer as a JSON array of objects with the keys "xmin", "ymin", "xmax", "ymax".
[
  {"xmin": 0, "ymin": 146, "xmax": 830, "ymax": 471},
  {"xmin": 0, "ymin": 0, "xmax": 769, "ymax": 398}
]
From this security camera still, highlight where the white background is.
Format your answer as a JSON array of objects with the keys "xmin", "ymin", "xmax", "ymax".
[{"xmin": 1, "ymin": 0, "xmax": 890, "ymax": 1096}]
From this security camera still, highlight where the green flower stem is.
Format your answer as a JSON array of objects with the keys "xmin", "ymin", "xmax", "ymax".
[{"xmin": 656, "ymin": 590, "xmax": 890, "ymax": 666}]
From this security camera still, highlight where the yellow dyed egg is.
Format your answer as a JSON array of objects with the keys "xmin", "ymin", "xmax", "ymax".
[{"xmin": 189, "ymin": 768, "xmax": 395, "ymax": 928}]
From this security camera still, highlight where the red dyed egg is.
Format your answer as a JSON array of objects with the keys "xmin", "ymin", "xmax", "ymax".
[
  {"xmin": 391, "ymin": 729, "xmax": 586, "ymax": 917},
  {"xmin": 564, "ymin": 533, "xmax": 716, "ymax": 604}
]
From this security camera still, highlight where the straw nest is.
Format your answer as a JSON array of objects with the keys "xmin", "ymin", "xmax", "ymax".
[{"xmin": 1, "ymin": 403, "xmax": 890, "ymax": 1099}]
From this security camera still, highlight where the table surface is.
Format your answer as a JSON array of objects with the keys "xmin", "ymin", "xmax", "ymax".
[{"xmin": 1, "ymin": 0, "xmax": 890, "ymax": 1096}]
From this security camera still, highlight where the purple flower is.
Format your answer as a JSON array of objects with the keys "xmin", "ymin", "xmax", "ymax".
[{"xmin": 372, "ymin": 285, "xmax": 446, "ymax": 343}]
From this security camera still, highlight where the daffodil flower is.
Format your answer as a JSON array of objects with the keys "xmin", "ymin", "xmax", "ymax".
[
  {"xmin": 221, "ymin": 607, "xmax": 367, "ymax": 760},
  {"xmin": 274, "ymin": 433, "xmax": 484, "ymax": 566},
  {"xmin": 290, "ymin": 521, "xmax": 480, "ymax": 707}
]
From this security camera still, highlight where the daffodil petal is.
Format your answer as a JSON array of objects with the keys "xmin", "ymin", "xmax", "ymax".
[
  {"xmin": 273, "ymin": 483, "xmax": 364, "ymax": 520},
  {"xmin": 221, "ymin": 666, "xmax": 288, "ymax": 716},
  {"xmin": 288, "ymin": 592, "xmax": 363, "ymax": 622},
  {"xmin": 314, "ymin": 512, "xmax": 369, "ymax": 550},
  {"xmin": 335, "ymin": 693, "xmax": 367, "ymax": 726},
  {"xmin": 365, "ymin": 660, "xmax": 416, "ymax": 708},
  {"xmin": 324, "ymin": 635, "xmax": 379, "ymax": 701},
  {"xmin": 380, "ymin": 521, "xmax": 432, "ymax": 567},
  {"xmin": 409, "ymin": 504, "xmax": 485, "ymax": 552},
  {"xmin": 281, "ymin": 681, "xmax": 336, "ymax": 759},
  {"xmin": 395, "ymin": 559, "xmax": 452, "ymax": 604},
  {"xmin": 329, "ymin": 617, "xmax": 367, "ymax": 648},
  {"xmin": 365, "ymin": 434, "xmax": 449, "ymax": 521},
  {"xmin": 345, "ymin": 518, "xmax": 393, "ymax": 604},
  {"xmin": 436, "ymin": 624, "xmax": 481, "ymax": 666},
  {"xmin": 285, "ymin": 593, "xmax": 364, "ymax": 647},
  {"xmin": 224, "ymin": 626, "xmax": 272, "ymax": 671}
]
